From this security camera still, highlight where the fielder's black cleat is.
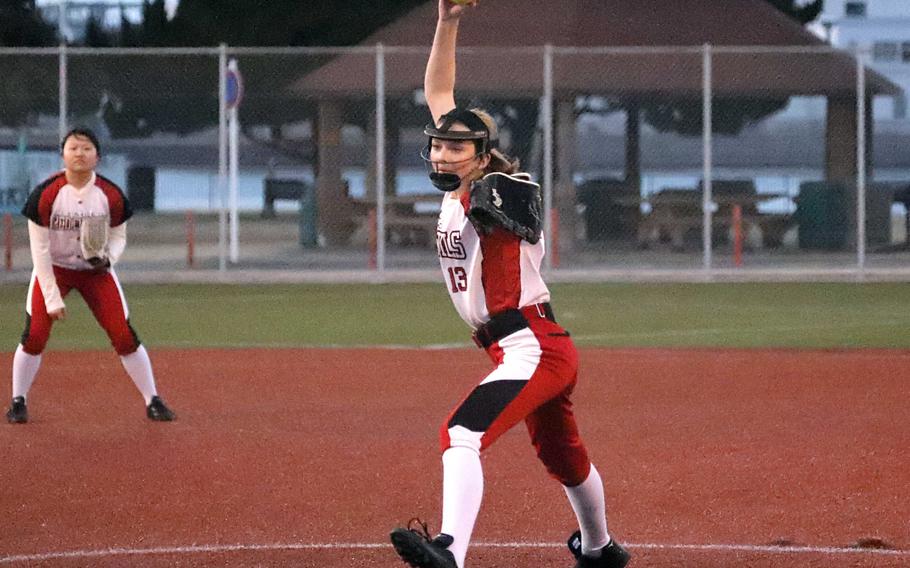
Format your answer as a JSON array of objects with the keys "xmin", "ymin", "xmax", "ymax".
[
  {"xmin": 390, "ymin": 518, "xmax": 457, "ymax": 568},
  {"xmin": 6, "ymin": 396, "xmax": 28, "ymax": 424},
  {"xmin": 146, "ymin": 396, "xmax": 175, "ymax": 421},
  {"xmin": 567, "ymin": 529, "xmax": 631, "ymax": 568}
]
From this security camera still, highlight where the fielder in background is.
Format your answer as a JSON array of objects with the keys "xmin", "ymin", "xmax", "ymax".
[
  {"xmin": 390, "ymin": 2, "xmax": 629, "ymax": 568},
  {"xmin": 5, "ymin": 127, "xmax": 175, "ymax": 424}
]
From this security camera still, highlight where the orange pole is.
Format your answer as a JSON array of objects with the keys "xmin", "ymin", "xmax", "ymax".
[
  {"xmin": 3, "ymin": 213, "xmax": 12, "ymax": 271},
  {"xmin": 186, "ymin": 211, "xmax": 195, "ymax": 268},
  {"xmin": 368, "ymin": 208, "xmax": 377, "ymax": 270},
  {"xmin": 732, "ymin": 204, "xmax": 743, "ymax": 267},
  {"xmin": 550, "ymin": 208, "xmax": 560, "ymax": 269}
]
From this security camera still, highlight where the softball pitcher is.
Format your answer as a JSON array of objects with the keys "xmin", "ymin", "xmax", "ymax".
[
  {"xmin": 5, "ymin": 127, "xmax": 174, "ymax": 424},
  {"xmin": 390, "ymin": 2, "xmax": 629, "ymax": 568}
]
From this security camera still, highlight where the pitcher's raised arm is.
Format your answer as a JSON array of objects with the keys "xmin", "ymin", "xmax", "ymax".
[{"xmin": 425, "ymin": 0, "xmax": 477, "ymax": 123}]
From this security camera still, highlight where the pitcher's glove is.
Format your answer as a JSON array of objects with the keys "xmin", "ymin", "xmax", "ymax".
[{"xmin": 468, "ymin": 172, "xmax": 543, "ymax": 244}]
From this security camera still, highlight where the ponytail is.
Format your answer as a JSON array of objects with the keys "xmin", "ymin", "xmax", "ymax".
[
  {"xmin": 469, "ymin": 108, "xmax": 520, "ymax": 175},
  {"xmin": 487, "ymin": 148, "xmax": 520, "ymax": 175}
]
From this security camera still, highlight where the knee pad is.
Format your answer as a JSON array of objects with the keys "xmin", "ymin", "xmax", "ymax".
[
  {"xmin": 111, "ymin": 323, "xmax": 141, "ymax": 356},
  {"xmin": 537, "ymin": 443, "xmax": 590, "ymax": 487},
  {"xmin": 439, "ymin": 424, "xmax": 484, "ymax": 454},
  {"xmin": 21, "ymin": 315, "xmax": 49, "ymax": 355},
  {"xmin": 112, "ymin": 338, "xmax": 140, "ymax": 356},
  {"xmin": 21, "ymin": 336, "xmax": 48, "ymax": 356}
]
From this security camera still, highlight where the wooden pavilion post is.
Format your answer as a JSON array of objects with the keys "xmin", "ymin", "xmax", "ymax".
[{"xmin": 316, "ymin": 100, "xmax": 354, "ymax": 245}]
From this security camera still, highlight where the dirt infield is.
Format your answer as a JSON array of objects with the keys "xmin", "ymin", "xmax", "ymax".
[{"xmin": 1, "ymin": 347, "xmax": 908, "ymax": 567}]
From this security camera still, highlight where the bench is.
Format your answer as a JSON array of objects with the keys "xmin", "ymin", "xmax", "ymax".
[
  {"xmin": 263, "ymin": 178, "xmax": 309, "ymax": 218},
  {"xmin": 638, "ymin": 185, "xmax": 794, "ymax": 250},
  {"xmin": 352, "ymin": 195, "xmax": 441, "ymax": 247}
]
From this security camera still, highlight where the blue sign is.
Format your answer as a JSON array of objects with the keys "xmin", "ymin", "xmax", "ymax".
[{"xmin": 226, "ymin": 61, "xmax": 244, "ymax": 109}]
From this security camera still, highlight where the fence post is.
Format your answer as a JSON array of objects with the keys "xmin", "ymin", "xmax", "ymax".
[
  {"xmin": 218, "ymin": 43, "xmax": 228, "ymax": 272},
  {"xmin": 702, "ymin": 42, "xmax": 713, "ymax": 271},
  {"xmin": 542, "ymin": 44, "xmax": 554, "ymax": 271},
  {"xmin": 186, "ymin": 211, "xmax": 195, "ymax": 268},
  {"xmin": 856, "ymin": 48, "xmax": 867, "ymax": 269},
  {"xmin": 368, "ymin": 208, "xmax": 377, "ymax": 270},
  {"xmin": 375, "ymin": 42, "xmax": 387, "ymax": 273},
  {"xmin": 732, "ymin": 204, "xmax": 743, "ymax": 267},
  {"xmin": 59, "ymin": 42, "xmax": 68, "ymax": 142},
  {"xmin": 3, "ymin": 213, "xmax": 12, "ymax": 271},
  {"xmin": 550, "ymin": 208, "xmax": 560, "ymax": 269}
]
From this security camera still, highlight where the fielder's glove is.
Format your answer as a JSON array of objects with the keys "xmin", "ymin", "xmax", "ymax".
[{"xmin": 86, "ymin": 256, "xmax": 111, "ymax": 274}]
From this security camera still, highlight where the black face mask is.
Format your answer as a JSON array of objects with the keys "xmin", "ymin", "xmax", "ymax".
[
  {"xmin": 421, "ymin": 144, "xmax": 481, "ymax": 192},
  {"xmin": 429, "ymin": 171, "xmax": 463, "ymax": 192},
  {"xmin": 422, "ymin": 108, "xmax": 498, "ymax": 193}
]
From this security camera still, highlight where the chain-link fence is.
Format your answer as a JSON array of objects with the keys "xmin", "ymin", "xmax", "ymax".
[{"xmin": 1, "ymin": 45, "xmax": 907, "ymax": 279}]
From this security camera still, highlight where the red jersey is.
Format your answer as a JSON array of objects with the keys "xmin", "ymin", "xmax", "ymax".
[
  {"xmin": 22, "ymin": 171, "xmax": 132, "ymax": 270},
  {"xmin": 436, "ymin": 191, "xmax": 550, "ymax": 330}
]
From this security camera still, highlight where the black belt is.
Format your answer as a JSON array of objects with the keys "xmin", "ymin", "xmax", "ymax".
[{"xmin": 472, "ymin": 303, "xmax": 556, "ymax": 349}]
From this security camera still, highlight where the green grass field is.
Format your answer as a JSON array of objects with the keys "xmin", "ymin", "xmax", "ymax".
[{"xmin": 1, "ymin": 282, "xmax": 909, "ymax": 351}]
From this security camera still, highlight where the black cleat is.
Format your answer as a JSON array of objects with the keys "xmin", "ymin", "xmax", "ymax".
[
  {"xmin": 567, "ymin": 529, "xmax": 631, "ymax": 568},
  {"xmin": 390, "ymin": 518, "xmax": 457, "ymax": 568},
  {"xmin": 6, "ymin": 396, "xmax": 28, "ymax": 424},
  {"xmin": 146, "ymin": 396, "xmax": 175, "ymax": 421}
]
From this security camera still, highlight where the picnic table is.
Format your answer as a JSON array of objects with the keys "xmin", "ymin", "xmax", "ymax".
[
  {"xmin": 637, "ymin": 184, "xmax": 794, "ymax": 250},
  {"xmin": 352, "ymin": 194, "xmax": 441, "ymax": 247}
]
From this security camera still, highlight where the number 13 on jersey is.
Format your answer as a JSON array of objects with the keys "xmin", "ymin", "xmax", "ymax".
[{"xmin": 447, "ymin": 266, "xmax": 468, "ymax": 293}]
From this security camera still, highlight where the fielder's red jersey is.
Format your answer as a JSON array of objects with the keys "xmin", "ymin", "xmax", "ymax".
[
  {"xmin": 436, "ymin": 191, "xmax": 550, "ymax": 329},
  {"xmin": 22, "ymin": 171, "xmax": 132, "ymax": 270}
]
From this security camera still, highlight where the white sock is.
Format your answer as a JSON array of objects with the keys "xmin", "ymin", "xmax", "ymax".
[
  {"xmin": 119, "ymin": 345, "xmax": 158, "ymax": 405},
  {"xmin": 440, "ymin": 446, "xmax": 484, "ymax": 568},
  {"xmin": 12, "ymin": 345, "xmax": 42, "ymax": 400},
  {"xmin": 564, "ymin": 464, "xmax": 610, "ymax": 558}
]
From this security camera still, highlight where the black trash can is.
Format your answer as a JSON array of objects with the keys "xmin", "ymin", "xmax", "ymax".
[
  {"xmin": 299, "ymin": 184, "xmax": 318, "ymax": 248},
  {"xmin": 262, "ymin": 178, "xmax": 317, "ymax": 247},
  {"xmin": 795, "ymin": 181, "xmax": 848, "ymax": 250},
  {"xmin": 865, "ymin": 183, "xmax": 895, "ymax": 247},
  {"xmin": 127, "ymin": 166, "xmax": 156, "ymax": 211},
  {"xmin": 577, "ymin": 178, "xmax": 639, "ymax": 242}
]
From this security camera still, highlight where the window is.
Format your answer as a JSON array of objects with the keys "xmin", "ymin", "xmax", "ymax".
[
  {"xmin": 873, "ymin": 42, "xmax": 898, "ymax": 62},
  {"xmin": 845, "ymin": 1, "xmax": 866, "ymax": 18}
]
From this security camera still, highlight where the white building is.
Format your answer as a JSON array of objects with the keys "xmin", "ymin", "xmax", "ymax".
[
  {"xmin": 34, "ymin": 0, "xmax": 178, "ymax": 42},
  {"xmin": 810, "ymin": 0, "xmax": 910, "ymax": 120}
]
